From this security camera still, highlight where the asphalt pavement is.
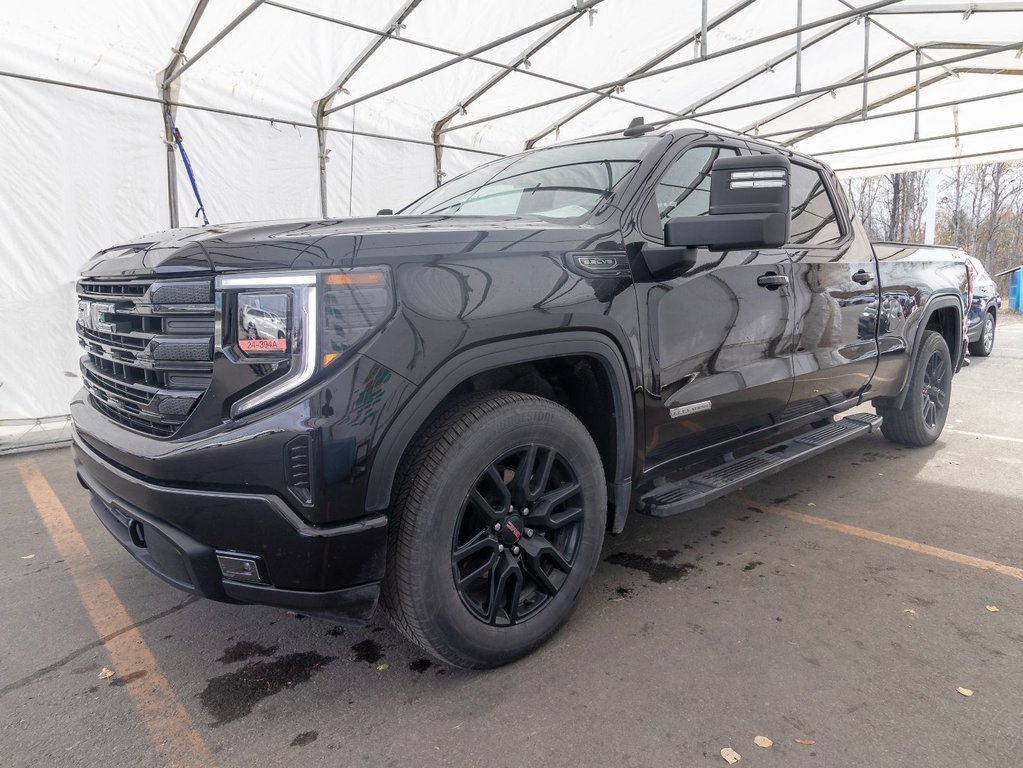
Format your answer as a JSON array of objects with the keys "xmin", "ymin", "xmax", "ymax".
[{"xmin": 2, "ymin": 316, "xmax": 1022, "ymax": 768}]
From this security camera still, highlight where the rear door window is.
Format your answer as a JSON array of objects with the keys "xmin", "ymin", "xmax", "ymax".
[{"xmin": 788, "ymin": 164, "xmax": 843, "ymax": 246}]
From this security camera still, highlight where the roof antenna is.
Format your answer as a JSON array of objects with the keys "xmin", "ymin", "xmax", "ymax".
[{"xmin": 623, "ymin": 116, "xmax": 655, "ymax": 137}]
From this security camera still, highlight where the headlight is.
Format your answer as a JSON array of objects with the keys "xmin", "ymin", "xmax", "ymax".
[{"xmin": 216, "ymin": 268, "xmax": 393, "ymax": 417}]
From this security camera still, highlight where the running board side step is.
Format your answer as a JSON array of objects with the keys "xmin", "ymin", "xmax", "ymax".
[{"xmin": 638, "ymin": 413, "xmax": 883, "ymax": 518}]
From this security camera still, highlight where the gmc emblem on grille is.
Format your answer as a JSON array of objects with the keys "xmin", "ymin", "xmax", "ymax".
[{"xmin": 77, "ymin": 300, "xmax": 118, "ymax": 333}]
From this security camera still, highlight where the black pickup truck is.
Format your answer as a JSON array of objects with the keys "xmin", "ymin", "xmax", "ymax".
[{"xmin": 71, "ymin": 122, "xmax": 969, "ymax": 668}]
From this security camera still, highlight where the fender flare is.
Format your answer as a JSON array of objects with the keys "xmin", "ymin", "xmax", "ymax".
[
  {"xmin": 892, "ymin": 293, "xmax": 964, "ymax": 410},
  {"xmin": 363, "ymin": 332, "xmax": 636, "ymax": 531}
]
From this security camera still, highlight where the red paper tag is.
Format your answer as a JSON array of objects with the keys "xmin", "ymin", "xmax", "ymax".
[{"xmin": 239, "ymin": 337, "xmax": 287, "ymax": 352}]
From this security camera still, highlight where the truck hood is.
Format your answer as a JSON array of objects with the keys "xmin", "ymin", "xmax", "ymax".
[{"xmin": 79, "ymin": 215, "xmax": 611, "ymax": 279}]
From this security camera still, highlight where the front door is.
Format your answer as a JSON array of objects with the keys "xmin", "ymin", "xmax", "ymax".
[{"xmin": 629, "ymin": 138, "xmax": 796, "ymax": 474}]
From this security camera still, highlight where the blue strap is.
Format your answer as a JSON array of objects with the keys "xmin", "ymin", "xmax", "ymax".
[{"xmin": 167, "ymin": 109, "xmax": 209, "ymax": 226}]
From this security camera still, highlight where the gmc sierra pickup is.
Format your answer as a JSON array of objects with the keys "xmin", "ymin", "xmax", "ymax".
[{"xmin": 72, "ymin": 121, "xmax": 968, "ymax": 668}]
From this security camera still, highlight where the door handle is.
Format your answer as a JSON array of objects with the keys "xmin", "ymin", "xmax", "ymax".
[
  {"xmin": 852, "ymin": 269, "xmax": 874, "ymax": 285},
  {"xmin": 757, "ymin": 273, "xmax": 789, "ymax": 289}
]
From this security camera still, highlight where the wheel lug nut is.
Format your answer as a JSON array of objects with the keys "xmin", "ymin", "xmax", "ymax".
[
  {"xmin": 498, "ymin": 544, "xmax": 504, "ymax": 553},
  {"xmin": 525, "ymin": 528, "xmax": 534, "ymax": 538},
  {"xmin": 522, "ymin": 507, "xmax": 529, "ymax": 516},
  {"xmin": 494, "ymin": 523, "xmax": 501, "ymax": 531},
  {"xmin": 512, "ymin": 546, "xmax": 520, "ymax": 555}
]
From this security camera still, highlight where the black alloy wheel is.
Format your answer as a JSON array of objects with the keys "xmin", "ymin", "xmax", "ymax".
[
  {"xmin": 451, "ymin": 446, "xmax": 584, "ymax": 627},
  {"xmin": 920, "ymin": 349, "xmax": 948, "ymax": 430},
  {"xmin": 383, "ymin": 391, "xmax": 606, "ymax": 669},
  {"xmin": 878, "ymin": 330, "xmax": 952, "ymax": 447}
]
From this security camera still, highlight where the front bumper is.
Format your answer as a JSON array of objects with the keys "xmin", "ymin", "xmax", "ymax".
[{"xmin": 72, "ymin": 430, "xmax": 387, "ymax": 623}]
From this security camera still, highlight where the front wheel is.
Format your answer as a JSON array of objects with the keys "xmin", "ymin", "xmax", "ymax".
[
  {"xmin": 383, "ymin": 391, "xmax": 606, "ymax": 669},
  {"xmin": 876, "ymin": 330, "xmax": 952, "ymax": 447},
  {"xmin": 968, "ymin": 311, "xmax": 995, "ymax": 357}
]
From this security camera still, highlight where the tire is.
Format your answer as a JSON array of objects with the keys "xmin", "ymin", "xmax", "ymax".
[
  {"xmin": 382, "ymin": 391, "xmax": 606, "ymax": 669},
  {"xmin": 876, "ymin": 330, "xmax": 952, "ymax": 447},
  {"xmin": 968, "ymin": 311, "xmax": 995, "ymax": 357}
]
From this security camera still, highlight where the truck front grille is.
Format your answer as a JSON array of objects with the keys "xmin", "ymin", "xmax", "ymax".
[{"xmin": 77, "ymin": 277, "xmax": 214, "ymax": 437}]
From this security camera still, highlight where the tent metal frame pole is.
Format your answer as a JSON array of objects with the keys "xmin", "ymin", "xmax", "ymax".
[
  {"xmin": 431, "ymin": 13, "xmax": 581, "ymax": 186},
  {"xmin": 756, "ymin": 84, "xmax": 1023, "ymax": 142},
  {"xmin": 522, "ymin": 0, "xmax": 757, "ymax": 149},
  {"xmin": 163, "ymin": 1, "xmax": 264, "ymax": 87},
  {"xmin": 0, "ymin": 69, "xmax": 504, "ymax": 157},
  {"xmin": 439, "ymin": 0, "xmax": 903, "ymax": 136},
  {"xmin": 313, "ymin": 0, "xmax": 423, "ymax": 217},
  {"xmin": 700, "ymin": 0, "xmax": 709, "ymax": 58},
  {"xmin": 676, "ymin": 18, "xmax": 855, "ymax": 127},
  {"xmin": 649, "ymin": 41, "xmax": 1021, "ymax": 129},
  {"xmin": 740, "ymin": 47, "xmax": 909, "ymax": 134},
  {"xmin": 267, "ymin": 0, "xmax": 741, "ymax": 132},
  {"xmin": 861, "ymin": 16, "xmax": 870, "ymax": 118},
  {"xmin": 783, "ymin": 65, "xmax": 1023, "ymax": 145},
  {"xmin": 835, "ymin": 145, "xmax": 1023, "ymax": 174},
  {"xmin": 323, "ymin": 0, "xmax": 603, "ymax": 117},
  {"xmin": 914, "ymin": 51, "xmax": 922, "ymax": 140},
  {"xmin": 837, "ymin": 0, "xmax": 956, "ymax": 77},
  {"xmin": 810, "ymin": 120, "xmax": 1023, "ymax": 158},
  {"xmin": 868, "ymin": 2, "xmax": 1023, "ymax": 14},
  {"xmin": 785, "ymin": 70, "xmax": 953, "ymax": 145},
  {"xmin": 795, "ymin": 0, "xmax": 803, "ymax": 94},
  {"xmin": 159, "ymin": 0, "xmax": 211, "ymax": 228}
]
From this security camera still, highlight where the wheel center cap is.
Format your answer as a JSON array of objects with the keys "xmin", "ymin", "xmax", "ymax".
[{"xmin": 500, "ymin": 514, "xmax": 525, "ymax": 545}]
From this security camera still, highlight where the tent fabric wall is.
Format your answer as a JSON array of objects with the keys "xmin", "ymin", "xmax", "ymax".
[{"xmin": 2, "ymin": 0, "xmax": 1022, "ymax": 437}]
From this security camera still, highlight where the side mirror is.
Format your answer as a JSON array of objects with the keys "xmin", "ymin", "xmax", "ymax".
[
  {"xmin": 665, "ymin": 155, "xmax": 791, "ymax": 251},
  {"xmin": 376, "ymin": 208, "xmax": 394, "ymax": 216}
]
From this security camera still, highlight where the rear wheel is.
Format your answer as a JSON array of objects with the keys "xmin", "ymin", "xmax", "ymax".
[
  {"xmin": 876, "ymin": 330, "xmax": 952, "ymax": 447},
  {"xmin": 383, "ymin": 391, "xmax": 606, "ymax": 669},
  {"xmin": 968, "ymin": 311, "xmax": 995, "ymax": 357}
]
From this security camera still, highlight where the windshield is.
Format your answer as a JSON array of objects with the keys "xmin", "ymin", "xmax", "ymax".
[{"xmin": 402, "ymin": 137, "xmax": 658, "ymax": 219}]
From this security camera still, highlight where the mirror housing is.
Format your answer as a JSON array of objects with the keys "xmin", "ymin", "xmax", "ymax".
[{"xmin": 665, "ymin": 154, "xmax": 791, "ymax": 251}]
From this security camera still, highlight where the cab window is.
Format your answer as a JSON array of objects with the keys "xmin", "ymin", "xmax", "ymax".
[
  {"xmin": 642, "ymin": 144, "xmax": 740, "ymax": 238},
  {"xmin": 788, "ymin": 164, "xmax": 843, "ymax": 245}
]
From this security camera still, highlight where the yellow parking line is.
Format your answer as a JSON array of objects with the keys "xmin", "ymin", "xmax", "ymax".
[
  {"xmin": 745, "ymin": 497, "xmax": 1023, "ymax": 581},
  {"xmin": 17, "ymin": 459, "xmax": 218, "ymax": 768}
]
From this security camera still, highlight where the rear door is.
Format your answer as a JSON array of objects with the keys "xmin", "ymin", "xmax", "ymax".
[
  {"xmin": 785, "ymin": 162, "xmax": 880, "ymax": 415},
  {"xmin": 629, "ymin": 137, "xmax": 796, "ymax": 472}
]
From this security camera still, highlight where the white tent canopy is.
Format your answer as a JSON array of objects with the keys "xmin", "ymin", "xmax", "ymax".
[{"xmin": 2, "ymin": 0, "xmax": 1022, "ymax": 439}]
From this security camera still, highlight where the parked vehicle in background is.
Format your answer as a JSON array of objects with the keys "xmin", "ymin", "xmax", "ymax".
[
  {"xmin": 964, "ymin": 255, "xmax": 1001, "ymax": 356},
  {"xmin": 72, "ymin": 120, "xmax": 970, "ymax": 669},
  {"xmin": 873, "ymin": 244, "xmax": 1000, "ymax": 357}
]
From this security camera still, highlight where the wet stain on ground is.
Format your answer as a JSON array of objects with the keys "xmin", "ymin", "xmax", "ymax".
[
  {"xmin": 656, "ymin": 548, "xmax": 681, "ymax": 561},
  {"xmin": 198, "ymin": 651, "xmax": 334, "ymax": 727},
  {"xmin": 409, "ymin": 659, "xmax": 433, "ymax": 674},
  {"xmin": 109, "ymin": 670, "xmax": 148, "ymax": 687},
  {"xmin": 612, "ymin": 586, "xmax": 634, "ymax": 600},
  {"xmin": 290, "ymin": 731, "xmax": 318, "ymax": 747},
  {"xmin": 772, "ymin": 492, "xmax": 800, "ymax": 504},
  {"xmin": 605, "ymin": 552, "xmax": 697, "ymax": 584},
  {"xmin": 217, "ymin": 641, "xmax": 278, "ymax": 664},
  {"xmin": 743, "ymin": 560, "xmax": 764, "ymax": 572},
  {"xmin": 351, "ymin": 639, "xmax": 384, "ymax": 664},
  {"xmin": 327, "ymin": 626, "xmax": 345, "ymax": 638},
  {"xmin": 709, "ymin": 529, "xmax": 723, "ymax": 537}
]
